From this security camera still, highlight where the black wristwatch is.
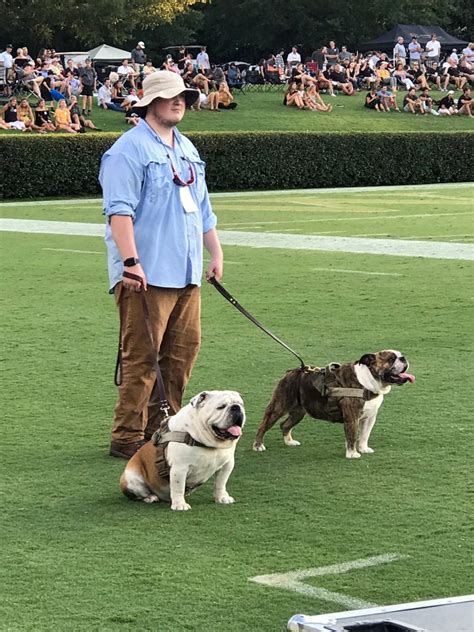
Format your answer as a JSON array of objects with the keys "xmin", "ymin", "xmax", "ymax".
[{"xmin": 123, "ymin": 257, "xmax": 140, "ymax": 267}]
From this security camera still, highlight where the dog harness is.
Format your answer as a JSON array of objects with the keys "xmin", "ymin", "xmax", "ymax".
[
  {"xmin": 151, "ymin": 419, "xmax": 213, "ymax": 488},
  {"xmin": 304, "ymin": 363, "xmax": 376, "ymax": 414}
]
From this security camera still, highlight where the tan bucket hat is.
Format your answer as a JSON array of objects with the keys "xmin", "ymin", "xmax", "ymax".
[{"xmin": 135, "ymin": 70, "xmax": 199, "ymax": 110}]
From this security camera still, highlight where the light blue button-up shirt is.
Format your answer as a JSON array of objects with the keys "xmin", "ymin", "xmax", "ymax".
[{"xmin": 99, "ymin": 121, "xmax": 217, "ymax": 291}]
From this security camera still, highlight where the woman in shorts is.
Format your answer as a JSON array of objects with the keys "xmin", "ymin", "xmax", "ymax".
[{"xmin": 54, "ymin": 98, "xmax": 80, "ymax": 133}]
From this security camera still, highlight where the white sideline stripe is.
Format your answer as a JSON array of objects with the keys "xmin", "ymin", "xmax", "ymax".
[
  {"xmin": 250, "ymin": 553, "xmax": 408, "ymax": 609},
  {"xmin": 43, "ymin": 248, "xmax": 104, "ymax": 254},
  {"xmin": 0, "ymin": 182, "xmax": 472, "ymax": 207},
  {"xmin": 218, "ymin": 211, "xmax": 473, "ymax": 227},
  {"xmin": 2, "ymin": 219, "xmax": 474, "ymax": 261},
  {"xmin": 312, "ymin": 268, "xmax": 402, "ymax": 276}
]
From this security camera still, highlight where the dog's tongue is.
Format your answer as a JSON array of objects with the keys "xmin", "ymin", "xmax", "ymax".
[
  {"xmin": 226, "ymin": 425, "xmax": 242, "ymax": 437},
  {"xmin": 399, "ymin": 372, "xmax": 415, "ymax": 383}
]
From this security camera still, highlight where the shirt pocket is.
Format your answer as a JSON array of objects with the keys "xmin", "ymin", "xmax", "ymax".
[
  {"xmin": 144, "ymin": 158, "xmax": 172, "ymax": 202},
  {"xmin": 186, "ymin": 156, "xmax": 206, "ymax": 201}
]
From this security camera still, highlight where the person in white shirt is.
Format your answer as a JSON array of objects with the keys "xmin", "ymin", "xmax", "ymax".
[
  {"xmin": 117, "ymin": 59, "xmax": 137, "ymax": 88},
  {"xmin": 425, "ymin": 34, "xmax": 441, "ymax": 66},
  {"xmin": 286, "ymin": 46, "xmax": 301, "ymax": 70},
  {"xmin": 461, "ymin": 43, "xmax": 474, "ymax": 64},
  {"xmin": 448, "ymin": 49, "xmax": 459, "ymax": 63},
  {"xmin": 392, "ymin": 37, "xmax": 406, "ymax": 63},
  {"xmin": 1, "ymin": 44, "xmax": 14, "ymax": 92},
  {"xmin": 196, "ymin": 46, "xmax": 210, "ymax": 71},
  {"xmin": 98, "ymin": 78, "xmax": 124, "ymax": 111}
]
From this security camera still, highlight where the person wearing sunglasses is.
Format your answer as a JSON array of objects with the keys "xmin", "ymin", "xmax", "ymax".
[{"xmin": 100, "ymin": 70, "xmax": 224, "ymax": 460}]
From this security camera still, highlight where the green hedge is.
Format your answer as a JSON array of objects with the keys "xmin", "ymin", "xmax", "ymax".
[{"xmin": 1, "ymin": 131, "xmax": 472, "ymax": 199}]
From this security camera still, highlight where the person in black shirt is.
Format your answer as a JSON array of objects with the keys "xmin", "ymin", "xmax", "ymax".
[
  {"xmin": 437, "ymin": 91, "xmax": 457, "ymax": 115},
  {"xmin": 425, "ymin": 62, "xmax": 442, "ymax": 90},
  {"xmin": 410, "ymin": 62, "xmax": 429, "ymax": 89},
  {"xmin": 443, "ymin": 59, "xmax": 467, "ymax": 91},
  {"xmin": 403, "ymin": 87, "xmax": 423, "ymax": 114},
  {"xmin": 34, "ymin": 99, "xmax": 56, "ymax": 131},
  {"xmin": 457, "ymin": 86, "xmax": 473, "ymax": 117},
  {"xmin": 364, "ymin": 87, "xmax": 384, "ymax": 111},
  {"xmin": 68, "ymin": 95, "xmax": 100, "ymax": 129},
  {"xmin": 329, "ymin": 64, "xmax": 354, "ymax": 94}
]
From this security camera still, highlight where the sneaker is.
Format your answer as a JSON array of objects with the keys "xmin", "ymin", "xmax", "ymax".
[{"xmin": 109, "ymin": 439, "xmax": 147, "ymax": 459}]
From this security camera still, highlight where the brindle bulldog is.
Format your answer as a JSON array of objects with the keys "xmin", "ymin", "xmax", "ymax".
[{"xmin": 253, "ymin": 350, "xmax": 414, "ymax": 459}]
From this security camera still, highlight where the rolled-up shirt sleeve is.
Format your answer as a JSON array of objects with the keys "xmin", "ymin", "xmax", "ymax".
[{"xmin": 99, "ymin": 151, "xmax": 145, "ymax": 220}]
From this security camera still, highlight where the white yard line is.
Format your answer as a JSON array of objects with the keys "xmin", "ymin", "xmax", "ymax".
[
  {"xmin": 218, "ymin": 211, "xmax": 473, "ymax": 228},
  {"xmin": 42, "ymin": 247, "xmax": 104, "ymax": 254},
  {"xmin": 1, "ymin": 182, "xmax": 472, "ymax": 207},
  {"xmin": 312, "ymin": 268, "xmax": 402, "ymax": 276},
  {"xmin": 250, "ymin": 553, "xmax": 408, "ymax": 609},
  {"xmin": 2, "ymin": 219, "xmax": 474, "ymax": 261}
]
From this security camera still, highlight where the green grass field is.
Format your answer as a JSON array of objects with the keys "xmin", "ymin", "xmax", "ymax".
[
  {"xmin": 2, "ymin": 90, "xmax": 474, "ymax": 135},
  {"xmin": 1, "ymin": 184, "xmax": 473, "ymax": 631}
]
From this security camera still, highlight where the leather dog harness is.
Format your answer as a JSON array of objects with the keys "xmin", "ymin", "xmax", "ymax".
[
  {"xmin": 304, "ymin": 363, "xmax": 376, "ymax": 410},
  {"xmin": 151, "ymin": 419, "xmax": 214, "ymax": 486}
]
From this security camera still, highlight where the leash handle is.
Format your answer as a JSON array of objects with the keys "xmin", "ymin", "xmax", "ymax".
[{"xmin": 208, "ymin": 277, "xmax": 306, "ymax": 368}]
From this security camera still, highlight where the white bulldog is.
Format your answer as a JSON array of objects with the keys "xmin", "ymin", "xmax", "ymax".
[{"xmin": 120, "ymin": 391, "xmax": 245, "ymax": 510}]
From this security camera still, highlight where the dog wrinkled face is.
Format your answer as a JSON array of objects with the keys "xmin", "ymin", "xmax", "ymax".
[
  {"xmin": 358, "ymin": 350, "xmax": 415, "ymax": 385},
  {"xmin": 190, "ymin": 391, "xmax": 246, "ymax": 441}
]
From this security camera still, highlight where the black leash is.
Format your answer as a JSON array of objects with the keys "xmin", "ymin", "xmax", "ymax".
[
  {"xmin": 208, "ymin": 277, "xmax": 306, "ymax": 369},
  {"xmin": 114, "ymin": 272, "xmax": 171, "ymax": 418}
]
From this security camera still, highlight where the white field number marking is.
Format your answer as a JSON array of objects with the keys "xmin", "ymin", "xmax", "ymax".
[{"xmin": 250, "ymin": 553, "xmax": 409, "ymax": 609}]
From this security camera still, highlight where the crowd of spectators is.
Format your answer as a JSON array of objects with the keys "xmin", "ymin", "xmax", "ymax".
[{"xmin": 0, "ymin": 36, "xmax": 473, "ymax": 132}]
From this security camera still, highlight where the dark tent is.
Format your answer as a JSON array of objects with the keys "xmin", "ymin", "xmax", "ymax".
[{"xmin": 361, "ymin": 24, "xmax": 468, "ymax": 51}]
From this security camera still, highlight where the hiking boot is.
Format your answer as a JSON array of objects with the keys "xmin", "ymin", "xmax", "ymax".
[{"xmin": 109, "ymin": 439, "xmax": 147, "ymax": 459}]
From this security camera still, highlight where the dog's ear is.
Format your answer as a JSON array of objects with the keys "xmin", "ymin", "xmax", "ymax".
[
  {"xmin": 358, "ymin": 353, "xmax": 376, "ymax": 367},
  {"xmin": 190, "ymin": 392, "xmax": 208, "ymax": 408}
]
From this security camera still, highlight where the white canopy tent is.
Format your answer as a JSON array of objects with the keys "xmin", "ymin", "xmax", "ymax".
[{"xmin": 61, "ymin": 44, "xmax": 132, "ymax": 64}]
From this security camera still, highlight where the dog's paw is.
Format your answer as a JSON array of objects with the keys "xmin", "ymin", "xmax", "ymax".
[
  {"xmin": 358, "ymin": 446, "xmax": 374, "ymax": 454},
  {"xmin": 284, "ymin": 437, "xmax": 301, "ymax": 447},
  {"xmin": 171, "ymin": 501, "xmax": 191, "ymax": 511},
  {"xmin": 143, "ymin": 495, "xmax": 159, "ymax": 503},
  {"xmin": 346, "ymin": 450, "xmax": 361, "ymax": 459},
  {"xmin": 215, "ymin": 494, "xmax": 235, "ymax": 505},
  {"xmin": 253, "ymin": 442, "xmax": 266, "ymax": 452}
]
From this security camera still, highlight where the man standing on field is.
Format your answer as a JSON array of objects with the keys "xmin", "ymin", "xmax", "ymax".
[{"xmin": 100, "ymin": 71, "xmax": 224, "ymax": 459}]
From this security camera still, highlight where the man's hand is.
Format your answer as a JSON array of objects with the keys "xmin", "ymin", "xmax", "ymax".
[
  {"xmin": 206, "ymin": 255, "xmax": 223, "ymax": 282},
  {"xmin": 123, "ymin": 264, "xmax": 147, "ymax": 292}
]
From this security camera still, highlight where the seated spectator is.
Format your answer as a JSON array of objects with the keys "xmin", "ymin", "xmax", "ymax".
[
  {"xmin": 316, "ymin": 69, "xmax": 336, "ymax": 96},
  {"xmin": 227, "ymin": 63, "xmax": 243, "ymax": 90},
  {"xmin": 305, "ymin": 84, "xmax": 333, "ymax": 112},
  {"xmin": 212, "ymin": 64, "xmax": 226, "ymax": 87},
  {"xmin": 194, "ymin": 89, "xmax": 220, "ymax": 111},
  {"xmin": 111, "ymin": 80, "xmax": 126, "ymax": 104},
  {"xmin": 457, "ymin": 86, "xmax": 473, "ymax": 117},
  {"xmin": 377, "ymin": 86, "xmax": 399, "ymax": 111},
  {"xmin": 162, "ymin": 56, "xmax": 180, "ymax": 74},
  {"xmin": 34, "ymin": 99, "xmax": 56, "ymax": 132},
  {"xmin": 17, "ymin": 98, "xmax": 35, "ymax": 130},
  {"xmin": 283, "ymin": 81, "xmax": 305, "ymax": 108},
  {"xmin": 364, "ymin": 87, "xmax": 384, "ymax": 111},
  {"xmin": 357, "ymin": 60, "xmax": 376, "ymax": 89},
  {"xmin": 64, "ymin": 58, "xmax": 80, "ymax": 77},
  {"xmin": 117, "ymin": 59, "xmax": 137, "ymax": 89},
  {"xmin": 329, "ymin": 63, "xmax": 354, "ymax": 95},
  {"xmin": 425, "ymin": 62, "xmax": 442, "ymax": 90},
  {"xmin": 98, "ymin": 79, "xmax": 123, "ymax": 111},
  {"xmin": 291, "ymin": 62, "xmax": 317, "ymax": 86},
  {"xmin": 69, "ymin": 95, "xmax": 100, "ymax": 130},
  {"xmin": 437, "ymin": 90, "xmax": 457, "ymax": 115},
  {"xmin": 65, "ymin": 71, "xmax": 81, "ymax": 97},
  {"xmin": 443, "ymin": 59, "xmax": 467, "ymax": 91},
  {"xmin": 217, "ymin": 81, "xmax": 237, "ymax": 109},
  {"xmin": 54, "ymin": 98, "xmax": 80, "ymax": 133},
  {"xmin": 19, "ymin": 62, "xmax": 44, "ymax": 97},
  {"xmin": 418, "ymin": 88, "xmax": 438, "ymax": 115},
  {"xmin": 403, "ymin": 87, "xmax": 424, "ymax": 114},
  {"xmin": 458, "ymin": 58, "xmax": 474, "ymax": 85},
  {"xmin": 393, "ymin": 62, "xmax": 415, "ymax": 90},
  {"xmin": 1, "ymin": 97, "xmax": 27, "ymax": 130},
  {"xmin": 143, "ymin": 60, "xmax": 156, "ymax": 76},
  {"xmin": 123, "ymin": 98, "xmax": 141, "ymax": 125},
  {"xmin": 410, "ymin": 62, "xmax": 429, "ymax": 89},
  {"xmin": 14, "ymin": 47, "xmax": 29, "ymax": 70},
  {"xmin": 375, "ymin": 60, "xmax": 393, "ymax": 88},
  {"xmin": 347, "ymin": 60, "xmax": 360, "ymax": 89}
]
